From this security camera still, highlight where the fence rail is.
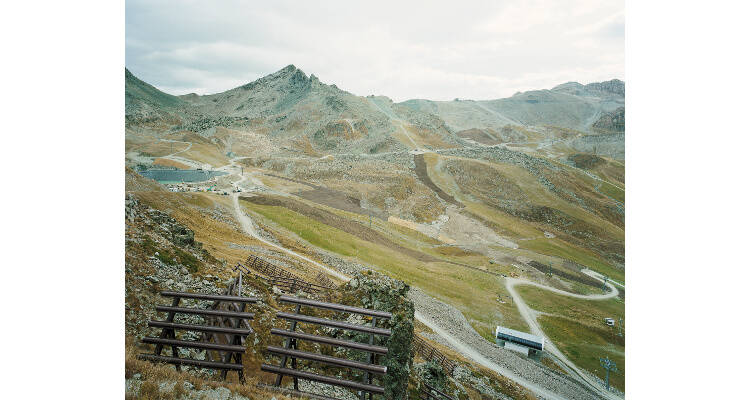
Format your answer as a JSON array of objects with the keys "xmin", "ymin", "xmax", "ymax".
[
  {"xmin": 262, "ymin": 295, "xmax": 392, "ymax": 400},
  {"xmin": 241, "ymin": 255, "xmax": 337, "ymax": 295},
  {"xmin": 420, "ymin": 382, "xmax": 456, "ymax": 400},
  {"xmin": 412, "ymin": 335, "xmax": 457, "ymax": 375},
  {"xmin": 138, "ymin": 290, "xmax": 259, "ymax": 383}
]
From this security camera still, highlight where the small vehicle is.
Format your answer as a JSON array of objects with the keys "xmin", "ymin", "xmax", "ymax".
[{"xmin": 604, "ymin": 318, "xmax": 615, "ymax": 326}]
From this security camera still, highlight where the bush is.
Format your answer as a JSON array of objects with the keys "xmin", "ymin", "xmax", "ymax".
[
  {"xmin": 416, "ymin": 361, "xmax": 447, "ymax": 392},
  {"xmin": 172, "ymin": 247, "xmax": 201, "ymax": 273},
  {"xmin": 156, "ymin": 250, "xmax": 176, "ymax": 266}
]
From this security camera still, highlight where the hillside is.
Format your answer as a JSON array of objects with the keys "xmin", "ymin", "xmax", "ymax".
[
  {"xmin": 125, "ymin": 66, "xmax": 626, "ymax": 399},
  {"xmin": 401, "ymin": 79, "xmax": 624, "ymax": 134},
  {"xmin": 126, "ymin": 66, "xmax": 623, "ymax": 153},
  {"xmin": 166, "ymin": 65, "xmax": 458, "ymax": 154},
  {"xmin": 125, "ymin": 68, "xmax": 185, "ymax": 123}
]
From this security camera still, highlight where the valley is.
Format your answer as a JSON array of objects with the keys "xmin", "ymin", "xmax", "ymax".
[{"xmin": 126, "ymin": 65, "xmax": 625, "ymax": 399}]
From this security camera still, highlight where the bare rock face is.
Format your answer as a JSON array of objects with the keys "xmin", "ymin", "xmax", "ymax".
[
  {"xmin": 592, "ymin": 106, "xmax": 625, "ymax": 133},
  {"xmin": 128, "ymin": 198, "xmax": 197, "ymax": 248},
  {"xmin": 584, "ymin": 79, "xmax": 625, "ymax": 97}
]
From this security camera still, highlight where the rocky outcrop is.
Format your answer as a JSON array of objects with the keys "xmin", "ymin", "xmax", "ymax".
[
  {"xmin": 584, "ymin": 79, "xmax": 625, "ymax": 97},
  {"xmin": 592, "ymin": 106, "xmax": 625, "ymax": 133},
  {"xmin": 341, "ymin": 271, "xmax": 415, "ymax": 400},
  {"xmin": 127, "ymin": 194, "xmax": 198, "ymax": 248}
]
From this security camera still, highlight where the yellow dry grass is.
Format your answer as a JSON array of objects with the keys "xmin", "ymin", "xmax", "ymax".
[
  {"xmin": 133, "ymin": 191, "xmax": 264, "ymax": 267},
  {"xmin": 125, "ymin": 340, "xmax": 293, "ymax": 400},
  {"xmin": 405, "ymin": 124, "xmax": 459, "ymax": 149},
  {"xmin": 152, "ymin": 158, "xmax": 191, "ymax": 169},
  {"xmin": 241, "ymin": 199, "xmax": 528, "ymax": 336},
  {"xmin": 181, "ymin": 143, "xmax": 229, "ymax": 167}
]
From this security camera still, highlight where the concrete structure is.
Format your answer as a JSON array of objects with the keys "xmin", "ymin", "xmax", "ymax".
[{"xmin": 495, "ymin": 326, "xmax": 544, "ymax": 352}]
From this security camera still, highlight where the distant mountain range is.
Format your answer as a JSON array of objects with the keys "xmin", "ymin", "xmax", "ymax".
[{"xmin": 126, "ymin": 65, "xmax": 624, "ymax": 153}]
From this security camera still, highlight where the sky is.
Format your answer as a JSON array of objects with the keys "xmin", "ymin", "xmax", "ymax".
[{"xmin": 126, "ymin": 0, "xmax": 624, "ymax": 102}]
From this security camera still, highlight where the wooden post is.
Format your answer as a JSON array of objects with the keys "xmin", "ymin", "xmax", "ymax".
[
  {"xmin": 275, "ymin": 304, "xmax": 302, "ymax": 386},
  {"xmin": 362, "ymin": 317, "xmax": 377, "ymax": 400},
  {"xmin": 155, "ymin": 297, "xmax": 181, "ymax": 366}
]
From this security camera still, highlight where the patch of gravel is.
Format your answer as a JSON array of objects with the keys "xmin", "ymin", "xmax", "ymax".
[
  {"xmin": 126, "ymin": 376, "xmax": 253, "ymax": 400},
  {"xmin": 408, "ymin": 287, "xmax": 604, "ymax": 400},
  {"xmin": 452, "ymin": 365, "xmax": 514, "ymax": 400},
  {"xmin": 439, "ymin": 146, "xmax": 559, "ymax": 183},
  {"xmin": 206, "ymin": 204, "xmax": 241, "ymax": 230},
  {"xmin": 297, "ymin": 379, "xmax": 358, "ymax": 400}
]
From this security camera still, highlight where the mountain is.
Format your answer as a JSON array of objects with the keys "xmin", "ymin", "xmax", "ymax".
[
  {"xmin": 592, "ymin": 106, "xmax": 625, "ymax": 133},
  {"xmin": 176, "ymin": 65, "xmax": 400, "ymax": 152},
  {"xmin": 124, "ymin": 66, "xmax": 624, "ymax": 153},
  {"xmin": 400, "ymin": 79, "xmax": 624, "ymax": 133},
  {"xmin": 125, "ymin": 65, "xmax": 626, "ymax": 397},
  {"xmin": 127, "ymin": 65, "xmax": 461, "ymax": 153},
  {"xmin": 125, "ymin": 68, "xmax": 185, "ymax": 122},
  {"xmin": 551, "ymin": 79, "xmax": 625, "ymax": 97}
]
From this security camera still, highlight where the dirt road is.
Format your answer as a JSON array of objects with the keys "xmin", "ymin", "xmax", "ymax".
[
  {"xmin": 230, "ymin": 167, "xmax": 350, "ymax": 282},
  {"xmin": 224, "ymin": 155, "xmax": 620, "ymax": 399},
  {"xmin": 230, "ymin": 186, "xmax": 609, "ymax": 399},
  {"xmin": 506, "ymin": 274, "xmax": 622, "ymax": 400},
  {"xmin": 415, "ymin": 310, "xmax": 578, "ymax": 400}
]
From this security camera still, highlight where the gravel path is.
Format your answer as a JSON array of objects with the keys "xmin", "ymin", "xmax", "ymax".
[
  {"xmin": 506, "ymin": 276, "xmax": 621, "ymax": 400},
  {"xmin": 230, "ymin": 166, "xmax": 349, "ymax": 282},
  {"xmin": 408, "ymin": 287, "xmax": 604, "ymax": 400},
  {"xmin": 226, "ymin": 158, "xmax": 619, "ymax": 400}
]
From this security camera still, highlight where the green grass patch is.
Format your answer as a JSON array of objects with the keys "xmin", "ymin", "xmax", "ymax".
[
  {"xmin": 538, "ymin": 316, "xmax": 624, "ymax": 392},
  {"xmin": 515, "ymin": 284, "xmax": 624, "ymax": 390},
  {"xmin": 521, "ymin": 238, "xmax": 624, "ymax": 282},
  {"xmin": 143, "ymin": 236, "xmax": 202, "ymax": 273},
  {"xmin": 242, "ymin": 201, "xmax": 529, "ymax": 335},
  {"xmin": 515, "ymin": 285, "xmax": 624, "ymax": 327},
  {"xmin": 598, "ymin": 181, "xmax": 625, "ymax": 204},
  {"xmin": 142, "ymin": 237, "xmax": 160, "ymax": 255}
]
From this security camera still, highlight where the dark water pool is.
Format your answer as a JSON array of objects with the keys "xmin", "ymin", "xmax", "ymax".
[{"xmin": 138, "ymin": 169, "xmax": 227, "ymax": 183}]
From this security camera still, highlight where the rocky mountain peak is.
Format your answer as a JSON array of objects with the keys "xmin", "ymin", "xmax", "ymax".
[
  {"xmin": 552, "ymin": 81, "xmax": 584, "ymax": 91},
  {"xmin": 584, "ymin": 79, "xmax": 624, "ymax": 96}
]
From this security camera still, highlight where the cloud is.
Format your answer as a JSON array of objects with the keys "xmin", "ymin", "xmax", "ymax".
[{"xmin": 126, "ymin": 0, "xmax": 624, "ymax": 101}]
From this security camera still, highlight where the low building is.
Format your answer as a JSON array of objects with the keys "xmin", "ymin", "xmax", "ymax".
[{"xmin": 495, "ymin": 326, "xmax": 544, "ymax": 352}]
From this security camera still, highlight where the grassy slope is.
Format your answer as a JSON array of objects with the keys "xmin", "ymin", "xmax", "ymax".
[
  {"xmin": 241, "ymin": 200, "xmax": 528, "ymax": 338},
  {"xmin": 181, "ymin": 143, "xmax": 229, "ymax": 167},
  {"xmin": 516, "ymin": 285, "xmax": 625, "ymax": 391},
  {"xmin": 133, "ymin": 191, "xmax": 265, "ymax": 266},
  {"xmin": 126, "ymin": 68, "xmax": 185, "ymax": 109},
  {"xmin": 539, "ymin": 316, "xmax": 625, "ymax": 392},
  {"xmin": 519, "ymin": 239, "xmax": 624, "ymax": 282},
  {"xmin": 423, "ymin": 152, "xmax": 624, "ymax": 281},
  {"xmin": 598, "ymin": 180, "xmax": 625, "ymax": 204}
]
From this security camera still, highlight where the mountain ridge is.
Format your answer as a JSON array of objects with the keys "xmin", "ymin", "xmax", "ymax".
[
  {"xmin": 128, "ymin": 64, "xmax": 623, "ymax": 110},
  {"xmin": 125, "ymin": 65, "xmax": 624, "ymax": 152}
]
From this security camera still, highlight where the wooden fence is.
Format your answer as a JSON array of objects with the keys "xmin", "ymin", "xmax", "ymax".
[
  {"xmin": 139, "ymin": 291, "xmax": 259, "ymax": 382},
  {"xmin": 242, "ymin": 255, "xmax": 336, "ymax": 295},
  {"xmin": 412, "ymin": 335, "xmax": 457, "ymax": 375},
  {"xmin": 261, "ymin": 295, "xmax": 392, "ymax": 400}
]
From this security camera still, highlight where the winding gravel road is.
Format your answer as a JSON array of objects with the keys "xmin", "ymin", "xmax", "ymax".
[
  {"xmin": 506, "ymin": 273, "xmax": 621, "ymax": 400},
  {"xmin": 225, "ymin": 161, "xmax": 621, "ymax": 399},
  {"xmin": 229, "ymin": 163, "xmax": 349, "ymax": 282}
]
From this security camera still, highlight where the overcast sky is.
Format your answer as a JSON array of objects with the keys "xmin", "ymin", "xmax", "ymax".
[{"xmin": 126, "ymin": 0, "xmax": 624, "ymax": 102}]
